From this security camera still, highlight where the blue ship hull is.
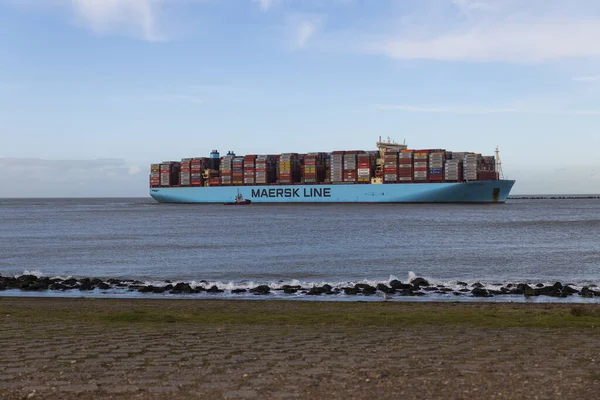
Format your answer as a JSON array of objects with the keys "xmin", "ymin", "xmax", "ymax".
[{"xmin": 150, "ymin": 180, "xmax": 515, "ymax": 203}]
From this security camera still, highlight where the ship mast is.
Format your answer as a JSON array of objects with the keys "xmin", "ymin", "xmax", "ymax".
[{"xmin": 495, "ymin": 146, "xmax": 505, "ymax": 180}]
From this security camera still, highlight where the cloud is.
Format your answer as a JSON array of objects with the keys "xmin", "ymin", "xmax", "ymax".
[
  {"xmin": 377, "ymin": 104, "xmax": 600, "ymax": 115},
  {"xmin": 288, "ymin": 14, "xmax": 324, "ymax": 48},
  {"xmin": 362, "ymin": 1, "xmax": 600, "ymax": 63},
  {"xmin": 253, "ymin": 0, "xmax": 274, "ymax": 12},
  {"xmin": 69, "ymin": 0, "xmax": 165, "ymax": 41},
  {"xmin": 0, "ymin": 157, "xmax": 148, "ymax": 197},
  {"xmin": 573, "ymin": 76, "xmax": 600, "ymax": 82},
  {"xmin": 369, "ymin": 19, "xmax": 600, "ymax": 63},
  {"xmin": 377, "ymin": 104, "xmax": 520, "ymax": 114}
]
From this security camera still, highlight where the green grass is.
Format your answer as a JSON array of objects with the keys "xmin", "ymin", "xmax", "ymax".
[{"xmin": 2, "ymin": 299, "xmax": 600, "ymax": 329}]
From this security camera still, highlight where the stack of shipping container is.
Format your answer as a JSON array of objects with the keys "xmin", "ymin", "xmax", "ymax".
[
  {"xmin": 343, "ymin": 152, "xmax": 357, "ymax": 183},
  {"xmin": 383, "ymin": 150, "xmax": 398, "ymax": 183},
  {"xmin": 477, "ymin": 156, "xmax": 497, "ymax": 181},
  {"xmin": 150, "ymin": 164, "xmax": 160, "ymax": 187},
  {"xmin": 180, "ymin": 158, "xmax": 192, "ymax": 186},
  {"xmin": 428, "ymin": 152, "xmax": 444, "ymax": 182},
  {"xmin": 398, "ymin": 150, "xmax": 413, "ymax": 182},
  {"xmin": 220, "ymin": 155, "xmax": 234, "ymax": 185},
  {"xmin": 444, "ymin": 159, "xmax": 461, "ymax": 181},
  {"xmin": 463, "ymin": 153, "xmax": 480, "ymax": 182},
  {"xmin": 232, "ymin": 157, "xmax": 244, "ymax": 185},
  {"xmin": 413, "ymin": 151, "xmax": 429, "ymax": 182},
  {"xmin": 303, "ymin": 153, "xmax": 319, "ymax": 184},
  {"xmin": 151, "ymin": 146, "xmax": 500, "ymax": 188},
  {"xmin": 243, "ymin": 155, "xmax": 256, "ymax": 185},
  {"xmin": 255, "ymin": 155, "xmax": 276, "ymax": 185},
  {"xmin": 278, "ymin": 153, "xmax": 298, "ymax": 184},
  {"xmin": 357, "ymin": 153, "xmax": 371, "ymax": 183},
  {"xmin": 160, "ymin": 161, "xmax": 180, "ymax": 186},
  {"xmin": 330, "ymin": 151, "xmax": 344, "ymax": 183}
]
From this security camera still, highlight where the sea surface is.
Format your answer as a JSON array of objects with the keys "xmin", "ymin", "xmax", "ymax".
[{"xmin": 1, "ymin": 197, "xmax": 599, "ymax": 302}]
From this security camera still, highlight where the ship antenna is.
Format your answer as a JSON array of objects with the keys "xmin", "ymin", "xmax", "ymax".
[{"xmin": 495, "ymin": 146, "xmax": 505, "ymax": 179}]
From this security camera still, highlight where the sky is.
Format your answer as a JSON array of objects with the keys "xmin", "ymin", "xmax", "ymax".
[{"xmin": 1, "ymin": 0, "xmax": 600, "ymax": 197}]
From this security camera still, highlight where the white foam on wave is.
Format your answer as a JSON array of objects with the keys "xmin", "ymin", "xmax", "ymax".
[
  {"xmin": 407, "ymin": 271, "xmax": 417, "ymax": 282},
  {"xmin": 22, "ymin": 270, "xmax": 44, "ymax": 277}
]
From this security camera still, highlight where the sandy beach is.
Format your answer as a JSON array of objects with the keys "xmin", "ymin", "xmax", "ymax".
[{"xmin": 1, "ymin": 298, "xmax": 599, "ymax": 399}]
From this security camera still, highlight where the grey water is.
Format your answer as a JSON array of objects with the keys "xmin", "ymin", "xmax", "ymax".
[{"xmin": 1, "ymin": 197, "xmax": 599, "ymax": 301}]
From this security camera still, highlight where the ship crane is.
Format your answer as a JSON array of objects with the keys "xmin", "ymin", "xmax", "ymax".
[{"xmin": 495, "ymin": 146, "xmax": 505, "ymax": 180}]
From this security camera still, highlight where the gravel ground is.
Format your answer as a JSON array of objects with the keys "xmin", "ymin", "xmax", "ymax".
[{"xmin": 0, "ymin": 298, "xmax": 599, "ymax": 399}]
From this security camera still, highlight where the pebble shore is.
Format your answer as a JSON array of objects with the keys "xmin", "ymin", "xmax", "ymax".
[{"xmin": 1, "ymin": 298, "xmax": 599, "ymax": 399}]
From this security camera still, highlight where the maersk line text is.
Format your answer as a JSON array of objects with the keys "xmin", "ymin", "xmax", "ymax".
[{"xmin": 251, "ymin": 188, "xmax": 332, "ymax": 198}]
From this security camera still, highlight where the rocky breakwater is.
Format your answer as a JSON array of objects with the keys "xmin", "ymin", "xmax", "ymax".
[{"xmin": 1, "ymin": 275, "xmax": 599, "ymax": 300}]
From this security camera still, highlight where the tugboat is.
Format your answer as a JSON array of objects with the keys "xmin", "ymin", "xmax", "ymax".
[{"xmin": 224, "ymin": 190, "xmax": 251, "ymax": 205}]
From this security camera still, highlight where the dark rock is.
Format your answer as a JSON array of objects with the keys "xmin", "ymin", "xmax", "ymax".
[
  {"xmin": 171, "ymin": 282, "xmax": 193, "ymax": 294},
  {"xmin": 0, "ymin": 281, "xmax": 5, "ymax": 291},
  {"xmin": 107, "ymin": 278, "xmax": 122, "ymax": 285},
  {"xmin": 459, "ymin": 288, "xmax": 470, "ymax": 292},
  {"xmin": 63, "ymin": 278, "xmax": 78, "ymax": 287},
  {"xmin": 78, "ymin": 281, "xmax": 95, "ymax": 291},
  {"xmin": 97, "ymin": 282, "xmax": 111, "ymax": 290},
  {"xmin": 138, "ymin": 285, "xmax": 153, "ymax": 293},
  {"xmin": 281, "ymin": 285, "xmax": 302, "ymax": 291},
  {"xmin": 390, "ymin": 282, "xmax": 412, "ymax": 290},
  {"xmin": 562, "ymin": 286, "xmax": 579, "ymax": 294},
  {"xmin": 457, "ymin": 282, "xmax": 468, "ymax": 286},
  {"xmin": 18, "ymin": 274, "xmax": 38, "ymax": 284},
  {"xmin": 50, "ymin": 283, "xmax": 68, "ymax": 291},
  {"xmin": 471, "ymin": 287, "xmax": 492, "ymax": 297},
  {"xmin": 91, "ymin": 278, "xmax": 103, "ymax": 286},
  {"xmin": 536, "ymin": 286, "xmax": 565, "ymax": 297},
  {"xmin": 579, "ymin": 287, "xmax": 598, "ymax": 297},
  {"xmin": 307, "ymin": 286, "xmax": 326, "ymax": 295},
  {"xmin": 389, "ymin": 279, "xmax": 403, "ymax": 289},
  {"xmin": 438, "ymin": 287, "xmax": 453, "ymax": 292},
  {"xmin": 453, "ymin": 292, "xmax": 463, "ymax": 296},
  {"xmin": 231, "ymin": 288, "xmax": 247, "ymax": 294},
  {"xmin": 207, "ymin": 285, "xmax": 224, "ymax": 293},
  {"xmin": 509, "ymin": 288, "xmax": 524, "ymax": 295},
  {"xmin": 523, "ymin": 287, "xmax": 537, "ymax": 297},
  {"xmin": 283, "ymin": 287, "xmax": 298, "ymax": 294},
  {"xmin": 552, "ymin": 282, "xmax": 563, "ymax": 290},
  {"xmin": 411, "ymin": 278, "xmax": 430, "ymax": 287},
  {"xmin": 506, "ymin": 283, "xmax": 514, "ymax": 288},
  {"xmin": 249, "ymin": 285, "xmax": 270, "ymax": 295},
  {"xmin": 535, "ymin": 283, "xmax": 545, "ymax": 288},
  {"xmin": 343, "ymin": 287, "xmax": 358, "ymax": 295},
  {"xmin": 164, "ymin": 284, "xmax": 174, "ymax": 291},
  {"xmin": 22, "ymin": 280, "xmax": 49, "ymax": 291},
  {"xmin": 376, "ymin": 284, "xmax": 395, "ymax": 294},
  {"xmin": 361, "ymin": 285, "xmax": 377, "ymax": 295},
  {"xmin": 517, "ymin": 283, "xmax": 532, "ymax": 292},
  {"xmin": 422, "ymin": 286, "xmax": 438, "ymax": 292},
  {"xmin": 471, "ymin": 282, "xmax": 484, "ymax": 288}
]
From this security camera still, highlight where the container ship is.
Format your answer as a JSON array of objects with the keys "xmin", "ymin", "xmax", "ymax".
[{"xmin": 149, "ymin": 138, "xmax": 515, "ymax": 203}]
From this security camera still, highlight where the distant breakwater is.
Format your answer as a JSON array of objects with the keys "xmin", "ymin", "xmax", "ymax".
[{"xmin": 1, "ymin": 275, "xmax": 599, "ymax": 300}]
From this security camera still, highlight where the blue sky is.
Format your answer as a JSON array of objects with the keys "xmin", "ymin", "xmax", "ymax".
[{"xmin": 1, "ymin": 0, "xmax": 600, "ymax": 196}]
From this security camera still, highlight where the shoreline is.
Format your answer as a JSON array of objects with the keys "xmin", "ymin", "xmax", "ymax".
[
  {"xmin": 2, "ymin": 274, "xmax": 599, "ymax": 303},
  {"xmin": 1, "ymin": 298, "xmax": 599, "ymax": 399}
]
